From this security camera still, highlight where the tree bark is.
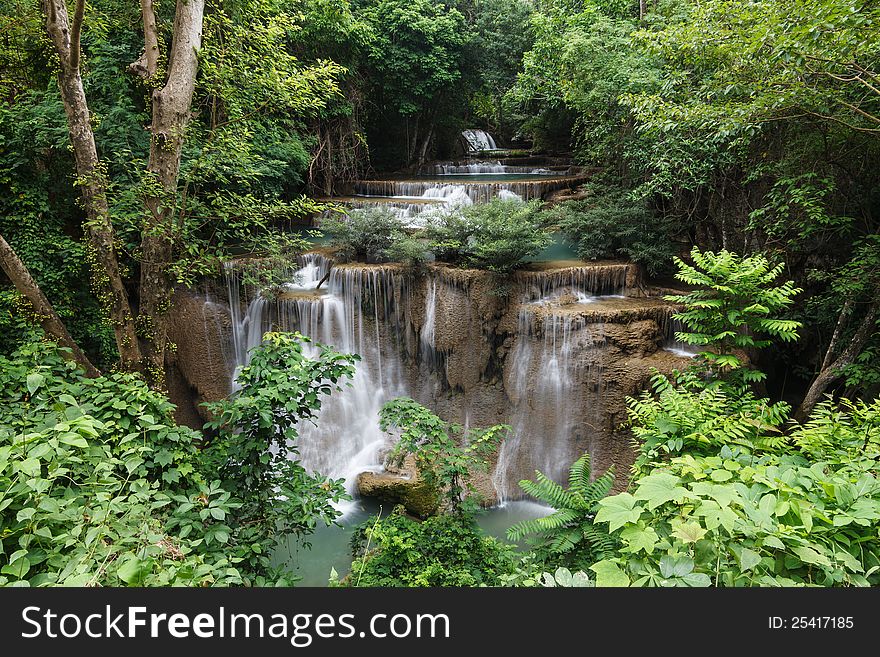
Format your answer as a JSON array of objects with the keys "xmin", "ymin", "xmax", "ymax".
[
  {"xmin": 640, "ymin": 0, "xmax": 648, "ymax": 21},
  {"xmin": 138, "ymin": 0, "xmax": 206, "ymax": 387},
  {"xmin": 129, "ymin": 0, "xmax": 161, "ymax": 79},
  {"xmin": 41, "ymin": 0, "xmax": 143, "ymax": 373},
  {"xmin": 794, "ymin": 297, "xmax": 880, "ymax": 423},
  {"xmin": 0, "ymin": 233, "xmax": 99, "ymax": 377}
]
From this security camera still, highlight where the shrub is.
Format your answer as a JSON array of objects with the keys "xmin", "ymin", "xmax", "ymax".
[
  {"xmin": 0, "ymin": 333, "xmax": 358, "ymax": 586},
  {"xmin": 347, "ymin": 507, "xmax": 517, "ymax": 587},
  {"xmin": 319, "ymin": 206, "xmax": 406, "ymax": 262},
  {"xmin": 540, "ymin": 183, "xmax": 678, "ymax": 276},
  {"xmin": 425, "ymin": 199, "xmax": 551, "ymax": 275},
  {"xmin": 0, "ymin": 342, "xmax": 242, "ymax": 586},
  {"xmin": 507, "ymin": 454, "xmax": 617, "ymax": 570}
]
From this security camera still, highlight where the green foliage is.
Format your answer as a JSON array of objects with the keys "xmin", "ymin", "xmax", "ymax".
[
  {"xmin": 347, "ymin": 507, "xmax": 517, "ymax": 587},
  {"xmin": 539, "ymin": 182, "xmax": 678, "ymax": 275},
  {"xmin": 666, "ymin": 247, "xmax": 803, "ymax": 383},
  {"xmin": 425, "ymin": 199, "xmax": 551, "ymax": 276},
  {"xmin": 507, "ymin": 454, "xmax": 617, "ymax": 569},
  {"xmin": 320, "ymin": 207, "xmax": 407, "ymax": 263},
  {"xmin": 0, "ymin": 332, "xmax": 360, "ymax": 587},
  {"xmin": 593, "ymin": 440, "xmax": 880, "ymax": 587},
  {"xmin": 383, "ymin": 236, "xmax": 430, "ymax": 271},
  {"xmin": 379, "ymin": 397, "xmax": 507, "ymax": 513},
  {"xmin": 628, "ymin": 372, "xmax": 791, "ymax": 477},
  {"xmin": 0, "ymin": 343, "xmax": 242, "ymax": 586},
  {"xmin": 203, "ymin": 332, "xmax": 357, "ymax": 582}
]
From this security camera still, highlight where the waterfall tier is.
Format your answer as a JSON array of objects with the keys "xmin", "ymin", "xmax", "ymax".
[
  {"xmin": 353, "ymin": 176, "xmax": 589, "ymax": 204},
  {"xmin": 203, "ymin": 255, "xmax": 687, "ymax": 506}
]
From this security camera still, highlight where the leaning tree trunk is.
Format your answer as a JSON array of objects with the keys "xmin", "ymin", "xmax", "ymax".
[
  {"xmin": 136, "ymin": 0, "xmax": 206, "ymax": 388},
  {"xmin": 0, "ymin": 233, "xmax": 99, "ymax": 377},
  {"xmin": 794, "ymin": 297, "xmax": 880, "ymax": 423},
  {"xmin": 41, "ymin": 0, "xmax": 143, "ymax": 373}
]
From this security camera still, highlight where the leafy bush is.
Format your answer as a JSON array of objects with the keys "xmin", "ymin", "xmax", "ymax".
[
  {"xmin": 425, "ymin": 199, "xmax": 551, "ymax": 275},
  {"xmin": 319, "ymin": 207, "xmax": 407, "ymax": 262},
  {"xmin": 202, "ymin": 332, "xmax": 357, "ymax": 582},
  {"xmin": 0, "ymin": 343, "xmax": 242, "ymax": 586},
  {"xmin": 347, "ymin": 507, "xmax": 517, "ymax": 587},
  {"xmin": 384, "ymin": 236, "xmax": 431, "ymax": 271},
  {"xmin": 583, "ymin": 378, "xmax": 880, "ymax": 587},
  {"xmin": 0, "ymin": 332, "xmax": 359, "ymax": 586},
  {"xmin": 628, "ymin": 372, "xmax": 792, "ymax": 477},
  {"xmin": 592, "ymin": 440, "xmax": 880, "ymax": 587},
  {"xmin": 539, "ymin": 183, "xmax": 678, "ymax": 276}
]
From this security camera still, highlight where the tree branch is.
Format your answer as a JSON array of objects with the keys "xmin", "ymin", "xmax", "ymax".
[
  {"xmin": 129, "ymin": 0, "xmax": 160, "ymax": 79},
  {"xmin": 68, "ymin": 0, "xmax": 85, "ymax": 71},
  {"xmin": 0, "ymin": 233, "xmax": 99, "ymax": 377}
]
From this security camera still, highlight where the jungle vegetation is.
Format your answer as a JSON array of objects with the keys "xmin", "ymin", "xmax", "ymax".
[{"xmin": 0, "ymin": 0, "xmax": 878, "ymax": 587}]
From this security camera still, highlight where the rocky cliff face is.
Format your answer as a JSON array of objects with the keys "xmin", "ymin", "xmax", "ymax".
[{"xmin": 167, "ymin": 256, "xmax": 692, "ymax": 510}]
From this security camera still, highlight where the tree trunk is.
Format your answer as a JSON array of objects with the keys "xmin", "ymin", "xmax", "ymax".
[
  {"xmin": 138, "ymin": 0, "xmax": 206, "ymax": 388},
  {"xmin": 794, "ymin": 297, "xmax": 880, "ymax": 423},
  {"xmin": 0, "ymin": 233, "xmax": 99, "ymax": 377},
  {"xmin": 41, "ymin": 0, "xmax": 143, "ymax": 373},
  {"xmin": 639, "ymin": 0, "xmax": 648, "ymax": 21}
]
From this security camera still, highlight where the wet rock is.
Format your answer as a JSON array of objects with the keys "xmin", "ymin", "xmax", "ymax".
[{"xmin": 357, "ymin": 456, "xmax": 439, "ymax": 518}]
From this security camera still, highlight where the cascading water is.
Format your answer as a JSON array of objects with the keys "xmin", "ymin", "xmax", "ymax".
[
  {"xmin": 663, "ymin": 317, "xmax": 699, "ymax": 358},
  {"xmin": 494, "ymin": 308, "xmax": 605, "ymax": 502},
  {"xmin": 461, "ymin": 129, "xmax": 497, "ymax": 151},
  {"xmin": 225, "ymin": 255, "xmax": 411, "ymax": 512},
  {"xmin": 354, "ymin": 177, "xmax": 584, "ymax": 203},
  {"xmin": 427, "ymin": 161, "xmax": 554, "ymax": 175}
]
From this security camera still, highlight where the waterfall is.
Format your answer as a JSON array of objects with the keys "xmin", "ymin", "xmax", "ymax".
[
  {"xmin": 516, "ymin": 264, "xmax": 634, "ymax": 301},
  {"xmin": 493, "ymin": 308, "xmax": 605, "ymax": 502},
  {"xmin": 461, "ymin": 129, "xmax": 497, "ymax": 151},
  {"xmin": 420, "ymin": 277, "xmax": 437, "ymax": 359},
  {"xmin": 425, "ymin": 161, "xmax": 554, "ymax": 175},
  {"xmin": 225, "ymin": 255, "xmax": 412, "ymax": 509},
  {"xmin": 663, "ymin": 317, "xmax": 699, "ymax": 358},
  {"xmin": 353, "ymin": 177, "xmax": 587, "ymax": 203}
]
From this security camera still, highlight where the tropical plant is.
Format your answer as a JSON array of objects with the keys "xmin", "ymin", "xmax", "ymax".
[
  {"xmin": 507, "ymin": 453, "xmax": 616, "ymax": 569},
  {"xmin": 0, "ymin": 342, "xmax": 241, "ymax": 586},
  {"xmin": 539, "ymin": 182, "xmax": 678, "ymax": 276},
  {"xmin": 627, "ymin": 371, "xmax": 791, "ymax": 477},
  {"xmin": 665, "ymin": 247, "xmax": 803, "ymax": 384},
  {"xmin": 592, "ymin": 440, "xmax": 880, "ymax": 587}
]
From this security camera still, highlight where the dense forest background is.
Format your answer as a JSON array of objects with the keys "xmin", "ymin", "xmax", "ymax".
[{"xmin": 0, "ymin": 0, "xmax": 878, "ymax": 587}]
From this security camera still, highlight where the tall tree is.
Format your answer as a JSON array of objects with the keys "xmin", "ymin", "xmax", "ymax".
[
  {"xmin": 40, "ymin": 0, "xmax": 206, "ymax": 387},
  {"xmin": 40, "ymin": 0, "xmax": 142, "ymax": 373}
]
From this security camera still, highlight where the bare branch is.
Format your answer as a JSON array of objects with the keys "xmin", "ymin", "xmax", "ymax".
[{"xmin": 129, "ymin": 0, "xmax": 160, "ymax": 79}]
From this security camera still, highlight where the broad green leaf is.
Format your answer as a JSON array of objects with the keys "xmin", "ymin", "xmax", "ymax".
[
  {"xmin": 792, "ymin": 545, "xmax": 831, "ymax": 568},
  {"xmin": 739, "ymin": 547, "xmax": 762, "ymax": 572},
  {"xmin": 590, "ymin": 560, "xmax": 630, "ymax": 587},
  {"xmin": 26, "ymin": 373, "xmax": 45, "ymax": 395},
  {"xmin": 633, "ymin": 473, "xmax": 688, "ymax": 510},
  {"xmin": 620, "ymin": 525, "xmax": 659, "ymax": 554},
  {"xmin": 595, "ymin": 493, "xmax": 642, "ymax": 532},
  {"xmin": 660, "ymin": 555, "xmax": 694, "ymax": 579},
  {"xmin": 671, "ymin": 522, "xmax": 707, "ymax": 544}
]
